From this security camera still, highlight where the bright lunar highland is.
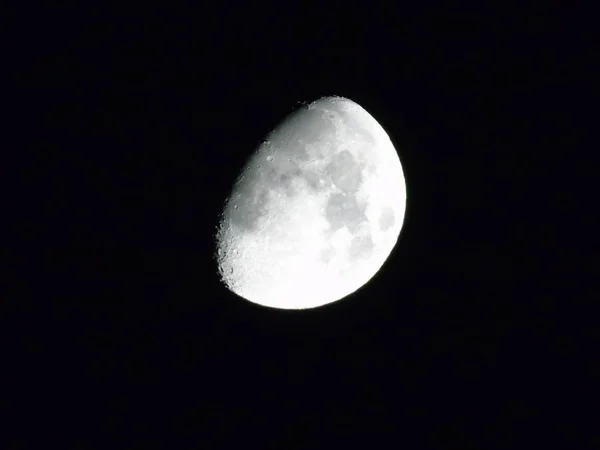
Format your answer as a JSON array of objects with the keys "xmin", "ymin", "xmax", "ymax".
[{"xmin": 215, "ymin": 96, "xmax": 406, "ymax": 310}]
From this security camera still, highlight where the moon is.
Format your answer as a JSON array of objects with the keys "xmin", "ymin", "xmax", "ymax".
[{"xmin": 215, "ymin": 96, "xmax": 406, "ymax": 310}]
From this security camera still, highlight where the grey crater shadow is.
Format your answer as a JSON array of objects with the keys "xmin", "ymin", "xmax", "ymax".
[
  {"xmin": 348, "ymin": 234, "xmax": 375, "ymax": 262},
  {"xmin": 378, "ymin": 207, "xmax": 395, "ymax": 232},
  {"xmin": 324, "ymin": 192, "xmax": 367, "ymax": 234},
  {"xmin": 325, "ymin": 149, "xmax": 363, "ymax": 193}
]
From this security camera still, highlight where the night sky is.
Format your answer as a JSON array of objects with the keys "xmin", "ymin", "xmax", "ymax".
[{"xmin": 5, "ymin": 3, "xmax": 593, "ymax": 448}]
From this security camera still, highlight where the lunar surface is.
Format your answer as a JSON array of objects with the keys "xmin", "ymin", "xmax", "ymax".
[{"xmin": 215, "ymin": 96, "xmax": 406, "ymax": 310}]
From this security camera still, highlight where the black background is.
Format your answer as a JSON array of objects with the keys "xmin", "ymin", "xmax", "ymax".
[{"xmin": 4, "ymin": 3, "xmax": 595, "ymax": 448}]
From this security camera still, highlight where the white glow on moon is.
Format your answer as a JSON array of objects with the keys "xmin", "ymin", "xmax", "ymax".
[{"xmin": 215, "ymin": 96, "xmax": 406, "ymax": 310}]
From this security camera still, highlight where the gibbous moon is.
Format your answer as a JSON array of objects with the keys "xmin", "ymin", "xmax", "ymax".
[{"xmin": 215, "ymin": 96, "xmax": 406, "ymax": 310}]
